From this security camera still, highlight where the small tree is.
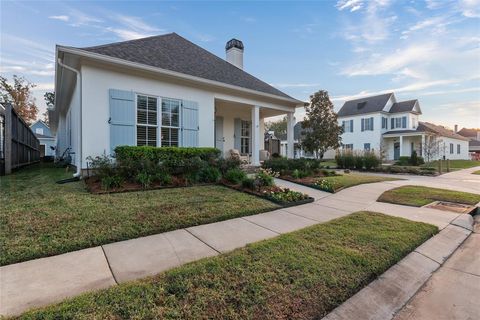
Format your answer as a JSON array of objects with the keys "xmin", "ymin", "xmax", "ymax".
[
  {"xmin": 300, "ymin": 90, "xmax": 342, "ymax": 159},
  {"xmin": 0, "ymin": 75, "xmax": 38, "ymax": 124},
  {"xmin": 265, "ymin": 116, "xmax": 287, "ymax": 137},
  {"xmin": 422, "ymin": 135, "xmax": 442, "ymax": 163},
  {"xmin": 42, "ymin": 92, "xmax": 55, "ymax": 125}
]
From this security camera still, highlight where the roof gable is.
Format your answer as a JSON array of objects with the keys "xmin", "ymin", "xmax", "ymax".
[
  {"xmin": 389, "ymin": 99, "xmax": 421, "ymax": 114},
  {"xmin": 337, "ymin": 93, "xmax": 393, "ymax": 117},
  {"xmin": 79, "ymin": 33, "xmax": 295, "ymax": 101},
  {"xmin": 418, "ymin": 122, "xmax": 469, "ymax": 141}
]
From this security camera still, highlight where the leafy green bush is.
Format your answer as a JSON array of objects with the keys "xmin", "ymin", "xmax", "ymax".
[
  {"xmin": 87, "ymin": 154, "xmax": 123, "ymax": 190},
  {"xmin": 256, "ymin": 168, "xmax": 278, "ymax": 187},
  {"xmin": 217, "ymin": 157, "xmax": 241, "ymax": 175},
  {"xmin": 115, "ymin": 146, "xmax": 221, "ymax": 163},
  {"xmin": 262, "ymin": 158, "xmax": 322, "ymax": 175},
  {"xmin": 198, "ymin": 167, "xmax": 222, "ymax": 183},
  {"xmin": 292, "ymin": 169, "xmax": 310, "ymax": 179},
  {"xmin": 395, "ymin": 156, "xmax": 411, "ymax": 166},
  {"xmin": 224, "ymin": 168, "xmax": 247, "ymax": 184},
  {"xmin": 136, "ymin": 171, "xmax": 154, "ymax": 189},
  {"xmin": 263, "ymin": 187, "xmax": 309, "ymax": 203},
  {"xmin": 313, "ymin": 179, "xmax": 336, "ymax": 193}
]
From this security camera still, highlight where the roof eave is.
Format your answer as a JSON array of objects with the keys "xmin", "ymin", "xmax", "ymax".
[{"xmin": 57, "ymin": 46, "xmax": 302, "ymax": 105}]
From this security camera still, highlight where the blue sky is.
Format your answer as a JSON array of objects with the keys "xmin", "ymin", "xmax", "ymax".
[{"xmin": 1, "ymin": 0, "xmax": 479, "ymax": 128}]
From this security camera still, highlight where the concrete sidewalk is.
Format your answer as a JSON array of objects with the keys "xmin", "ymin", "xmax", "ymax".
[
  {"xmin": 394, "ymin": 220, "xmax": 480, "ymax": 320},
  {"xmin": 1, "ymin": 170, "xmax": 479, "ymax": 317}
]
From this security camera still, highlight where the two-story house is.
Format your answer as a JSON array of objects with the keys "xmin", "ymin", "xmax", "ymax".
[
  {"xmin": 30, "ymin": 120, "xmax": 55, "ymax": 158},
  {"xmin": 337, "ymin": 93, "xmax": 469, "ymax": 161}
]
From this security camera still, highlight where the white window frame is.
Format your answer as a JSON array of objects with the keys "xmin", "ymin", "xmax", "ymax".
[
  {"xmin": 161, "ymin": 98, "xmax": 181, "ymax": 147},
  {"xmin": 343, "ymin": 120, "xmax": 353, "ymax": 133},
  {"xmin": 240, "ymin": 120, "xmax": 250, "ymax": 155},
  {"xmin": 136, "ymin": 94, "xmax": 158, "ymax": 147},
  {"xmin": 450, "ymin": 143, "xmax": 454, "ymax": 154},
  {"xmin": 457, "ymin": 144, "xmax": 460, "ymax": 154},
  {"xmin": 35, "ymin": 128, "xmax": 44, "ymax": 135},
  {"xmin": 343, "ymin": 143, "xmax": 353, "ymax": 150}
]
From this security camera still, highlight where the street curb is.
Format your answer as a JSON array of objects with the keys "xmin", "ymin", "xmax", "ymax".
[{"xmin": 322, "ymin": 216, "xmax": 473, "ymax": 320}]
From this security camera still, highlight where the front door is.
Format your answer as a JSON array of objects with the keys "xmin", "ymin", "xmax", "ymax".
[
  {"xmin": 214, "ymin": 116, "xmax": 224, "ymax": 153},
  {"xmin": 394, "ymin": 142, "xmax": 400, "ymax": 160}
]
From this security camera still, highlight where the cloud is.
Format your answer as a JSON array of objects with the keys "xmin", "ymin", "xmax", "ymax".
[
  {"xmin": 337, "ymin": 0, "xmax": 397, "ymax": 44},
  {"xmin": 458, "ymin": 0, "xmax": 480, "ymax": 17},
  {"xmin": 111, "ymin": 14, "xmax": 159, "ymax": 32},
  {"xmin": 341, "ymin": 42, "xmax": 438, "ymax": 76},
  {"xmin": 49, "ymin": 15, "xmax": 69, "ymax": 22},
  {"xmin": 105, "ymin": 28, "xmax": 155, "ymax": 41},
  {"xmin": 105, "ymin": 14, "xmax": 164, "ymax": 40},
  {"xmin": 68, "ymin": 8, "xmax": 102, "ymax": 27}
]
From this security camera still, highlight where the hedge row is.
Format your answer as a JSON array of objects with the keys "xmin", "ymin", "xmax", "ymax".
[{"xmin": 115, "ymin": 146, "xmax": 221, "ymax": 164}]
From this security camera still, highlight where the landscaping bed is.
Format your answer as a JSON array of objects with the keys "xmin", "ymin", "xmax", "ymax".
[
  {"xmin": 18, "ymin": 212, "xmax": 438, "ymax": 319},
  {"xmin": 0, "ymin": 163, "xmax": 280, "ymax": 266},
  {"xmin": 378, "ymin": 185, "xmax": 480, "ymax": 207}
]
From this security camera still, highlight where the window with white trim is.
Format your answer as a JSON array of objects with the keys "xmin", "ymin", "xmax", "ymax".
[
  {"xmin": 364, "ymin": 143, "xmax": 371, "ymax": 150},
  {"xmin": 342, "ymin": 120, "xmax": 353, "ymax": 133},
  {"xmin": 161, "ymin": 98, "xmax": 180, "ymax": 147},
  {"xmin": 35, "ymin": 128, "xmax": 44, "ymax": 135},
  {"xmin": 137, "ymin": 95, "xmax": 158, "ymax": 146},
  {"xmin": 457, "ymin": 144, "xmax": 460, "ymax": 154},
  {"xmin": 361, "ymin": 117, "xmax": 374, "ymax": 131},
  {"xmin": 343, "ymin": 144, "xmax": 353, "ymax": 150},
  {"xmin": 382, "ymin": 117, "xmax": 388, "ymax": 129},
  {"xmin": 449, "ymin": 143, "xmax": 454, "ymax": 154},
  {"xmin": 240, "ymin": 120, "xmax": 250, "ymax": 154}
]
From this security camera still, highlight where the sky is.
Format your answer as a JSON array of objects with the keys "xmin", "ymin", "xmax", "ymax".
[{"xmin": 1, "ymin": 0, "xmax": 479, "ymax": 129}]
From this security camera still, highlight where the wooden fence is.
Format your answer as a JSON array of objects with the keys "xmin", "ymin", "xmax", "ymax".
[{"xmin": 0, "ymin": 103, "xmax": 40, "ymax": 175}]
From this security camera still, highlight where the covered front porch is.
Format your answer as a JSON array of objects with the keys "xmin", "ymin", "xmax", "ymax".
[
  {"xmin": 214, "ymin": 97, "xmax": 296, "ymax": 165},
  {"xmin": 382, "ymin": 132, "xmax": 428, "ymax": 160}
]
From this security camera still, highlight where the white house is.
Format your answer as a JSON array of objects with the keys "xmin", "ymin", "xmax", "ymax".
[
  {"xmin": 30, "ymin": 120, "xmax": 55, "ymax": 158},
  {"xmin": 337, "ymin": 93, "xmax": 470, "ymax": 161},
  {"xmin": 49, "ymin": 33, "xmax": 303, "ymax": 176}
]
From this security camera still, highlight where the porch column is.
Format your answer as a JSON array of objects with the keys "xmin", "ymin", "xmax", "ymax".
[
  {"xmin": 251, "ymin": 105, "xmax": 260, "ymax": 166},
  {"xmin": 399, "ymin": 135, "xmax": 404, "ymax": 156},
  {"xmin": 287, "ymin": 112, "xmax": 294, "ymax": 159},
  {"xmin": 421, "ymin": 134, "xmax": 425, "ymax": 157}
]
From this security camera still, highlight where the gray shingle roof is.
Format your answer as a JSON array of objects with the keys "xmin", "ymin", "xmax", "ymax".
[
  {"xmin": 383, "ymin": 122, "xmax": 469, "ymax": 141},
  {"xmin": 390, "ymin": 99, "xmax": 419, "ymax": 114},
  {"xmin": 337, "ymin": 93, "xmax": 393, "ymax": 117},
  {"xmin": 80, "ymin": 33, "xmax": 295, "ymax": 100}
]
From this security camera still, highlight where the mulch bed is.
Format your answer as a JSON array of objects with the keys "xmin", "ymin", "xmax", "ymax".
[{"xmin": 84, "ymin": 176, "xmax": 213, "ymax": 194}]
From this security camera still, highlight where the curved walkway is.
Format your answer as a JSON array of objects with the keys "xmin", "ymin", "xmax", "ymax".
[{"xmin": 1, "ymin": 167, "xmax": 479, "ymax": 317}]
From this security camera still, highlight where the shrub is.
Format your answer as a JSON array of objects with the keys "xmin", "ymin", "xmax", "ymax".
[
  {"xmin": 364, "ymin": 151, "xmax": 381, "ymax": 170},
  {"xmin": 256, "ymin": 168, "xmax": 278, "ymax": 187},
  {"xmin": 241, "ymin": 177, "xmax": 255, "ymax": 190},
  {"xmin": 224, "ymin": 168, "xmax": 247, "ymax": 184},
  {"xmin": 354, "ymin": 152, "xmax": 364, "ymax": 170},
  {"xmin": 101, "ymin": 175, "xmax": 123, "ymax": 190},
  {"xmin": 262, "ymin": 158, "xmax": 290, "ymax": 174},
  {"xmin": 198, "ymin": 167, "xmax": 221, "ymax": 183},
  {"xmin": 292, "ymin": 169, "xmax": 310, "ymax": 179},
  {"xmin": 115, "ymin": 146, "xmax": 221, "ymax": 163},
  {"xmin": 217, "ymin": 157, "xmax": 241, "ymax": 175},
  {"xmin": 343, "ymin": 151, "xmax": 355, "ymax": 169},
  {"xmin": 155, "ymin": 171, "xmax": 173, "ymax": 185},
  {"xmin": 262, "ymin": 158, "xmax": 322, "ymax": 175},
  {"xmin": 136, "ymin": 171, "xmax": 154, "ymax": 189},
  {"xmin": 396, "ymin": 156, "xmax": 411, "ymax": 166},
  {"xmin": 87, "ymin": 154, "xmax": 123, "ymax": 190},
  {"xmin": 263, "ymin": 187, "xmax": 309, "ymax": 203}
]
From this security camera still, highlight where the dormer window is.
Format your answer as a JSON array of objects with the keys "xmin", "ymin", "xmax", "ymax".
[{"xmin": 357, "ymin": 101, "xmax": 367, "ymax": 109}]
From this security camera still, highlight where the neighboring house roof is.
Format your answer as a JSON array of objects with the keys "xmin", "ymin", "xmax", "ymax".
[
  {"xmin": 35, "ymin": 133, "xmax": 54, "ymax": 139},
  {"xmin": 470, "ymin": 140, "xmax": 480, "ymax": 146},
  {"xmin": 419, "ymin": 122, "xmax": 470, "ymax": 141},
  {"xmin": 457, "ymin": 128, "xmax": 480, "ymax": 138},
  {"xmin": 389, "ymin": 99, "xmax": 419, "ymax": 114},
  {"xmin": 337, "ymin": 93, "xmax": 393, "ymax": 117},
  {"xmin": 80, "ymin": 33, "xmax": 295, "ymax": 100},
  {"xmin": 383, "ymin": 122, "xmax": 470, "ymax": 141}
]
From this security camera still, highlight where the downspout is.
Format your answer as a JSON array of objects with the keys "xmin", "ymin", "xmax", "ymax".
[{"xmin": 57, "ymin": 58, "xmax": 82, "ymax": 178}]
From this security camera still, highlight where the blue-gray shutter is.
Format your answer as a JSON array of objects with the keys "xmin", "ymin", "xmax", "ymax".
[
  {"xmin": 350, "ymin": 120, "xmax": 353, "ymax": 132},
  {"xmin": 181, "ymin": 100, "xmax": 199, "ymax": 147},
  {"xmin": 391, "ymin": 118, "xmax": 395, "ymax": 129},
  {"xmin": 109, "ymin": 89, "xmax": 135, "ymax": 153},
  {"xmin": 370, "ymin": 117, "xmax": 374, "ymax": 131},
  {"xmin": 361, "ymin": 118, "xmax": 365, "ymax": 132},
  {"xmin": 234, "ymin": 118, "xmax": 241, "ymax": 150}
]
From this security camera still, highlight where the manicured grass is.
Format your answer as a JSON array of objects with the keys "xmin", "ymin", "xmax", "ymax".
[
  {"xmin": 0, "ymin": 163, "xmax": 279, "ymax": 266},
  {"xmin": 323, "ymin": 173, "xmax": 398, "ymax": 191},
  {"xmin": 423, "ymin": 160, "xmax": 480, "ymax": 170},
  {"xmin": 378, "ymin": 185, "xmax": 480, "ymax": 207},
  {"xmin": 472, "ymin": 170, "xmax": 480, "ymax": 175},
  {"xmin": 321, "ymin": 160, "xmax": 337, "ymax": 168},
  {"xmin": 18, "ymin": 212, "xmax": 437, "ymax": 319}
]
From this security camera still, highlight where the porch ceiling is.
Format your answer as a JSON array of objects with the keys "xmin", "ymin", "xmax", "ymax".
[{"xmin": 215, "ymin": 98, "xmax": 289, "ymax": 118}]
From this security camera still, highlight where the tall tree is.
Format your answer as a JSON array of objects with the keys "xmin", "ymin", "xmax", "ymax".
[
  {"xmin": 0, "ymin": 75, "xmax": 38, "ymax": 124},
  {"xmin": 265, "ymin": 116, "xmax": 287, "ymax": 137},
  {"xmin": 43, "ymin": 92, "xmax": 55, "ymax": 125},
  {"xmin": 300, "ymin": 90, "xmax": 342, "ymax": 159}
]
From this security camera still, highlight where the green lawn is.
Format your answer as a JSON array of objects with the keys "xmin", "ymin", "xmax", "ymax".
[
  {"xmin": 378, "ymin": 185, "xmax": 480, "ymax": 207},
  {"xmin": 320, "ymin": 160, "xmax": 337, "ymax": 168},
  {"xmin": 324, "ymin": 173, "xmax": 398, "ymax": 191},
  {"xmin": 18, "ymin": 212, "xmax": 437, "ymax": 319},
  {"xmin": 473, "ymin": 170, "xmax": 480, "ymax": 175},
  {"xmin": 0, "ymin": 163, "xmax": 279, "ymax": 266},
  {"xmin": 423, "ymin": 160, "xmax": 480, "ymax": 170}
]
